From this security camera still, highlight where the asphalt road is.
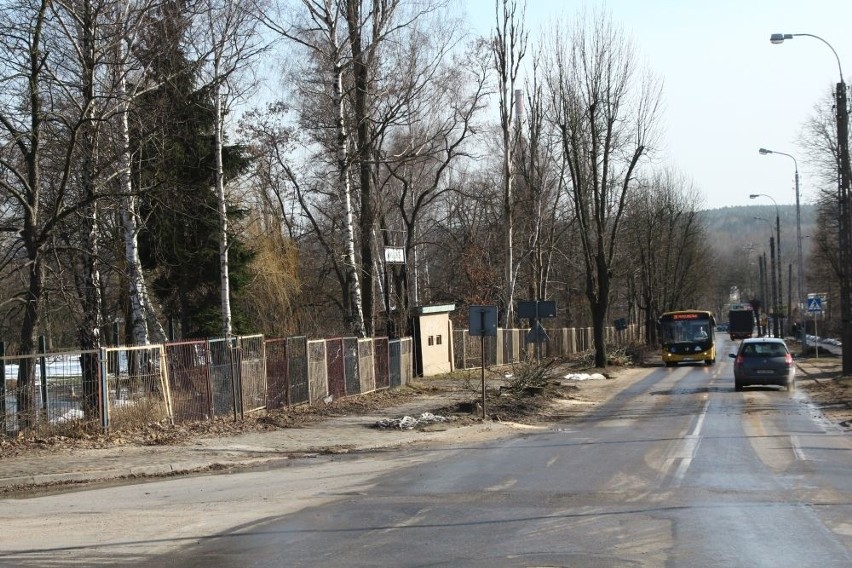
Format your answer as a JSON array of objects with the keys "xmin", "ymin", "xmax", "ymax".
[{"xmin": 5, "ymin": 336, "xmax": 852, "ymax": 567}]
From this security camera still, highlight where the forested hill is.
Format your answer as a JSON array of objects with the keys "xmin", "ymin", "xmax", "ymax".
[{"xmin": 699, "ymin": 204, "xmax": 816, "ymax": 256}]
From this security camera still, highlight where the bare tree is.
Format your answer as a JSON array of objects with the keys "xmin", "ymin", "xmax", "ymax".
[
  {"xmin": 543, "ymin": 10, "xmax": 662, "ymax": 367},
  {"xmin": 492, "ymin": 0, "xmax": 526, "ymax": 327},
  {"xmin": 0, "ymin": 0, "xmax": 121, "ymax": 425},
  {"xmin": 799, "ymin": 91, "xmax": 850, "ymax": 336},
  {"xmin": 258, "ymin": 0, "xmax": 367, "ymax": 335},
  {"xmin": 373, "ymin": 31, "xmax": 489, "ymax": 336},
  {"xmin": 623, "ymin": 169, "xmax": 710, "ymax": 344},
  {"xmin": 515, "ymin": 55, "xmax": 570, "ymax": 304}
]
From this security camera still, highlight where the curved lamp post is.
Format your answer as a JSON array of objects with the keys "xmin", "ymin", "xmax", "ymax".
[
  {"xmin": 759, "ymin": 148, "xmax": 805, "ymax": 347},
  {"xmin": 770, "ymin": 32, "xmax": 852, "ymax": 371},
  {"xmin": 751, "ymin": 195, "xmax": 782, "ymax": 337}
]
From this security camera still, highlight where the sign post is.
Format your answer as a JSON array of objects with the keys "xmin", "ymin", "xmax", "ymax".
[
  {"xmin": 807, "ymin": 293, "xmax": 825, "ymax": 359},
  {"xmin": 468, "ymin": 306, "xmax": 497, "ymax": 419},
  {"xmin": 518, "ymin": 300, "xmax": 556, "ymax": 363}
]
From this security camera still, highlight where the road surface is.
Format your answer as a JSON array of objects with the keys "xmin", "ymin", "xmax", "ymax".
[{"xmin": 3, "ymin": 335, "xmax": 851, "ymax": 567}]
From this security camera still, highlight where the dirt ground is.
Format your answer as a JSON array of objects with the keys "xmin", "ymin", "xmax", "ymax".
[
  {"xmin": 2, "ymin": 353, "xmax": 851, "ymax": 460},
  {"xmin": 0, "ymin": 358, "xmax": 642, "ymax": 458},
  {"xmin": 795, "ymin": 357, "xmax": 852, "ymax": 429}
]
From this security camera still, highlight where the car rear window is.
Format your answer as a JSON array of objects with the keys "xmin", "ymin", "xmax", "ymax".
[{"xmin": 741, "ymin": 343, "xmax": 787, "ymax": 357}]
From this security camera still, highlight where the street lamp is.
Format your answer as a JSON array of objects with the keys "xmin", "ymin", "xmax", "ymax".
[
  {"xmin": 770, "ymin": 32, "xmax": 852, "ymax": 373},
  {"xmin": 759, "ymin": 148, "xmax": 805, "ymax": 349},
  {"xmin": 751, "ymin": 194, "xmax": 783, "ymax": 337}
]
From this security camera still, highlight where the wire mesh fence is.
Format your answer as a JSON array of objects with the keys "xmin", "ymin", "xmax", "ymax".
[
  {"xmin": 2, "ymin": 334, "xmax": 415, "ymax": 438},
  {"xmin": 287, "ymin": 336, "xmax": 309, "ymax": 405},
  {"xmin": 164, "ymin": 340, "xmax": 212, "ymax": 422},
  {"xmin": 8, "ymin": 322, "xmax": 656, "ymax": 438},
  {"xmin": 102, "ymin": 344, "xmax": 171, "ymax": 431},
  {"xmin": 264, "ymin": 338, "xmax": 288, "ymax": 410},
  {"xmin": 239, "ymin": 335, "xmax": 266, "ymax": 414},
  {"xmin": 325, "ymin": 338, "xmax": 346, "ymax": 400},
  {"xmin": 374, "ymin": 337, "xmax": 389, "ymax": 389},
  {"xmin": 1, "ymin": 350, "xmax": 99, "ymax": 436}
]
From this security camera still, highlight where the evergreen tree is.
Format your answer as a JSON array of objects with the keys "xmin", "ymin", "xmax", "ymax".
[{"xmin": 132, "ymin": 2, "xmax": 253, "ymax": 339}]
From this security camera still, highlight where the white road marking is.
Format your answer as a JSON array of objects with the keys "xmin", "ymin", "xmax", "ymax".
[
  {"xmin": 790, "ymin": 435, "xmax": 807, "ymax": 461},
  {"xmin": 672, "ymin": 399, "xmax": 711, "ymax": 484},
  {"xmin": 485, "ymin": 478, "xmax": 518, "ymax": 491}
]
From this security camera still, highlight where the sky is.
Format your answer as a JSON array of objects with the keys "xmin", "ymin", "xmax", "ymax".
[{"xmin": 459, "ymin": 0, "xmax": 852, "ymax": 210}]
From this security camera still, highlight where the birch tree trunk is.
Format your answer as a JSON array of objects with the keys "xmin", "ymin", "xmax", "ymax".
[
  {"xmin": 77, "ymin": 0, "xmax": 104, "ymax": 419},
  {"xmin": 213, "ymin": 56, "xmax": 234, "ymax": 337},
  {"xmin": 335, "ymin": 61, "xmax": 366, "ymax": 336},
  {"xmin": 117, "ymin": 49, "xmax": 153, "ymax": 346}
]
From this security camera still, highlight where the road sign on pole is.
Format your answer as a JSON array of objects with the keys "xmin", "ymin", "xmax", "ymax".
[{"xmin": 806, "ymin": 296, "xmax": 823, "ymax": 313}]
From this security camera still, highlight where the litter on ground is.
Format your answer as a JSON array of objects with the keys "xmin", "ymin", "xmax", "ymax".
[{"xmin": 374, "ymin": 412, "xmax": 448, "ymax": 430}]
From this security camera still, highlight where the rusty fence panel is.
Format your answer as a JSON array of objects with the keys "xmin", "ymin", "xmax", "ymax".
[
  {"xmin": 287, "ymin": 336, "xmax": 309, "ymax": 405},
  {"xmin": 265, "ymin": 338, "xmax": 288, "ymax": 409},
  {"xmin": 208, "ymin": 338, "xmax": 239, "ymax": 419},
  {"xmin": 373, "ymin": 337, "xmax": 389, "ymax": 390},
  {"xmin": 239, "ymin": 335, "xmax": 267, "ymax": 414},
  {"xmin": 357, "ymin": 339, "xmax": 375, "ymax": 394},
  {"xmin": 2, "ymin": 349, "xmax": 99, "ymax": 436},
  {"xmin": 307, "ymin": 340, "xmax": 327, "ymax": 404},
  {"xmin": 164, "ymin": 340, "xmax": 212, "ymax": 422},
  {"xmin": 102, "ymin": 344, "xmax": 170, "ymax": 431},
  {"xmin": 325, "ymin": 338, "xmax": 346, "ymax": 400},
  {"xmin": 343, "ymin": 337, "xmax": 360, "ymax": 395}
]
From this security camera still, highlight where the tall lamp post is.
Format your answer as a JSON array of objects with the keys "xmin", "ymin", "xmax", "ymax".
[
  {"xmin": 770, "ymin": 32, "xmax": 852, "ymax": 373},
  {"xmin": 751, "ymin": 194, "xmax": 782, "ymax": 336},
  {"xmin": 759, "ymin": 148, "xmax": 805, "ymax": 348}
]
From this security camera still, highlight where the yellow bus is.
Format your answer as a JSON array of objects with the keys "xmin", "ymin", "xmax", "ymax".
[{"xmin": 659, "ymin": 310, "xmax": 716, "ymax": 367}]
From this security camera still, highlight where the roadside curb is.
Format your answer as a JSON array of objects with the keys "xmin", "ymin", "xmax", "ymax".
[{"xmin": 0, "ymin": 421, "xmax": 526, "ymax": 492}]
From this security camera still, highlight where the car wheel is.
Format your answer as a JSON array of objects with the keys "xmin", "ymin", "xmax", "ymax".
[
  {"xmin": 665, "ymin": 362, "xmax": 675, "ymax": 367},
  {"xmin": 734, "ymin": 382, "xmax": 743, "ymax": 392},
  {"xmin": 705, "ymin": 359, "xmax": 714, "ymax": 366}
]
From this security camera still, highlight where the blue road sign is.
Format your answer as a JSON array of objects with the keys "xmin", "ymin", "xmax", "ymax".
[{"xmin": 807, "ymin": 297, "xmax": 823, "ymax": 312}]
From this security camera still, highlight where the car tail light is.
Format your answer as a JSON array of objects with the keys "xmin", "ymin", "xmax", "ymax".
[
  {"xmin": 785, "ymin": 353, "xmax": 793, "ymax": 366},
  {"xmin": 735, "ymin": 354, "xmax": 744, "ymax": 365}
]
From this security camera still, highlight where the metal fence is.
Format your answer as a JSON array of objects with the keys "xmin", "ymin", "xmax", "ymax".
[
  {"xmin": 239, "ymin": 335, "xmax": 266, "ymax": 414},
  {"xmin": 2, "ymin": 335, "xmax": 413, "ymax": 437},
  {"xmin": 101, "ymin": 344, "xmax": 170, "ymax": 431},
  {"xmin": 164, "ymin": 340, "xmax": 212, "ymax": 422},
  {"xmin": 1, "ymin": 349, "xmax": 99, "ymax": 436},
  {"xmin": 452, "ymin": 324, "xmax": 643, "ymax": 369}
]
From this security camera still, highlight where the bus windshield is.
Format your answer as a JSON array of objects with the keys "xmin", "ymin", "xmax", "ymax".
[
  {"xmin": 660, "ymin": 311, "xmax": 715, "ymax": 344},
  {"xmin": 659, "ymin": 310, "xmax": 717, "ymax": 367}
]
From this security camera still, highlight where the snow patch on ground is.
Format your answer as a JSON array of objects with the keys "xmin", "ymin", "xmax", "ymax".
[{"xmin": 563, "ymin": 373, "xmax": 607, "ymax": 381}]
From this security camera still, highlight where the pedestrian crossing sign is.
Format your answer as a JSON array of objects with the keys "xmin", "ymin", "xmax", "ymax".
[{"xmin": 807, "ymin": 297, "xmax": 823, "ymax": 312}]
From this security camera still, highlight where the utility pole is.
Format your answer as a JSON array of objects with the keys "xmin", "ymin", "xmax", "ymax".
[
  {"xmin": 770, "ymin": 237, "xmax": 779, "ymax": 337},
  {"xmin": 837, "ymin": 81, "xmax": 852, "ymax": 373}
]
